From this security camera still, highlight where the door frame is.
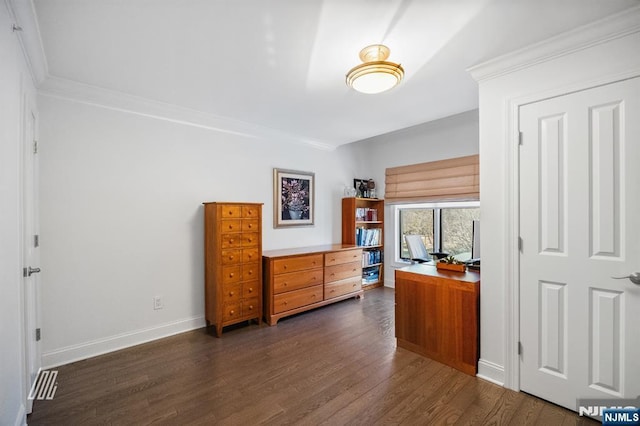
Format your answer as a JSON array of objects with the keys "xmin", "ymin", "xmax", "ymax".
[
  {"xmin": 20, "ymin": 76, "xmax": 40, "ymax": 414},
  {"xmin": 502, "ymin": 69, "xmax": 640, "ymax": 391}
]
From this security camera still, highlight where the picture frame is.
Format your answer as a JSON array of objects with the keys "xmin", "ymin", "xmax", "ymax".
[{"xmin": 273, "ymin": 168, "xmax": 315, "ymax": 228}]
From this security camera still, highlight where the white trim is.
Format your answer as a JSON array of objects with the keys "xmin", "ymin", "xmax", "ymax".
[
  {"xmin": 38, "ymin": 76, "xmax": 336, "ymax": 151},
  {"xmin": 5, "ymin": 0, "xmax": 48, "ymax": 85},
  {"xmin": 468, "ymin": 5, "xmax": 640, "ymax": 82},
  {"xmin": 477, "ymin": 359, "xmax": 505, "ymax": 386},
  {"xmin": 41, "ymin": 315, "xmax": 206, "ymax": 369}
]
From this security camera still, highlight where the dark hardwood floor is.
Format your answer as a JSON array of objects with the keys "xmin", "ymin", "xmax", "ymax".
[{"xmin": 28, "ymin": 287, "xmax": 596, "ymax": 425}]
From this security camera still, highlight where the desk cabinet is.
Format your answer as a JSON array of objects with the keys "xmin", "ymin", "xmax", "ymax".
[
  {"xmin": 203, "ymin": 202, "xmax": 263, "ymax": 337},
  {"xmin": 263, "ymin": 244, "xmax": 363, "ymax": 325},
  {"xmin": 395, "ymin": 264, "xmax": 480, "ymax": 375}
]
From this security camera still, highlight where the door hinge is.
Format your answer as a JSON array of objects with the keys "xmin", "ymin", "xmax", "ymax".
[
  {"xmin": 35, "ymin": 328, "xmax": 41, "ymax": 341},
  {"xmin": 518, "ymin": 237, "xmax": 523, "ymax": 252},
  {"xmin": 34, "ymin": 234, "xmax": 39, "ymax": 248},
  {"xmin": 33, "ymin": 140, "xmax": 38, "ymax": 154},
  {"xmin": 518, "ymin": 132, "xmax": 523, "ymax": 146},
  {"xmin": 23, "ymin": 267, "xmax": 28, "ymax": 277},
  {"xmin": 518, "ymin": 341, "xmax": 522, "ymax": 355}
]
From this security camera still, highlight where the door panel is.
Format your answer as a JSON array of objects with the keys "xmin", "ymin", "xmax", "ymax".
[{"xmin": 519, "ymin": 77, "xmax": 640, "ymax": 410}]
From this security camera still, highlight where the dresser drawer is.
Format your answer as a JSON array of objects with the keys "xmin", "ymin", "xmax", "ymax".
[
  {"xmin": 325, "ymin": 277, "xmax": 362, "ymax": 300},
  {"xmin": 221, "ymin": 205, "xmax": 242, "ymax": 218},
  {"xmin": 242, "ymin": 297, "xmax": 260, "ymax": 317},
  {"xmin": 273, "ymin": 285, "xmax": 323, "ymax": 314},
  {"xmin": 325, "ymin": 261, "xmax": 361, "ymax": 283},
  {"xmin": 221, "ymin": 219, "xmax": 241, "ymax": 233},
  {"xmin": 242, "ymin": 281, "xmax": 260, "ymax": 298},
  {"xmin": 221, "ymin": 233, "xmax": 242, "ymax": 249},
  {"xmin": 221, "ymin": 249, "xmax": 241, "ymax": 265},
  {"xmin": 222, "ymin": 283, "xmax": 241, "ymax": 303},
  {"xmin": 242, "ymin": 205, "xmax": 260, "ymax": 218},
  {"xmin": 242, "ymin": 263, "xmax": 260, "ymax": 281},
  {"xmin": 222, "ymin": 265, "xmax": 241, "ymax": 284},
  {"xmin": 242, "ymin": 248, "xmax": 260, "ymax": 263},
  {"xmin": 273, "ymin": 254, "xmax": 323, "ymax": 274},
  {"xmin": 273, "ymin": 268, "xmax": 323, "ymax": 294},
  {"xmin": 222, "ymin": 302, "xmax": 241, "ymax": 321},
  {"xmin": 325, "ymin": 249, "xmax": 362, "ymax": 266},
  {"xmin": 241, "ymin": 232, "xmax": 260, "ymax": 247},
  {"xmin": 242, "ymin": 219, "xmax": 259, "ymax": 232}
]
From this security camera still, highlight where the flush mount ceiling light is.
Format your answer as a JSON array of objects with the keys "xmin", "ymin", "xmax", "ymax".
[{"xmin": 346, "ymin": 44, "xmax": 404, "ymax": 94}]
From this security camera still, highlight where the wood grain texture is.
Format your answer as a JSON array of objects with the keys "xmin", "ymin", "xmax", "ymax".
[
  {"xmin": 28, "ymin": 288, "xmax": 597, "ymax": 426},
  {"xmin": 396, "ymin": 264, "xmax": 480, "ymax": 375}
]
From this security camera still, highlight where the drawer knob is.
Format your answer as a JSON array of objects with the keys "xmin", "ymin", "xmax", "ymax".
[
  {"xmin": 247, "ymin": 270, "xmax": 253, "ymax": 276},
  {"xmin": 229, "ymin": 255, "xmax": 234, "ymax": 260},
  {"xmin": 248, "ymin": 305, "xmax": 254, "ymax": 310},
  {"xmin": 229, "ymin": 291, "xmax": 234, "ymax": 296},
  {"xmin": 229, "ymin": 239, "xmax": 234, "ymax": 244},
  {"xmin": 284, "ymin": 301, "xmax": 288, "ymax": 305},
  {"xmin": 229, "ymin": 273, "xmax": 234, "ymax": 278},
  {"xmin": 248, "ymin": 238, "xmax": 253, "ymax": 242},
  {"xmin": 283, "ymin": 265, "xmax": 287, "ymax": 269},
  {"xmin": 248, "ymin": 254, "xmax": 253, "ymax": 259},
  {"xmin": 248, "ymin": 224, "xmax": 253, "ymax": 229},
  {"xmin": 228, "ymin": 224, "xmax": 233, "ymax": 229},
  {"xmin": 283, "ymin": 282, "xmax": 287, "ymax": 286},
  {"xmin": 230, "ymin": 309, "xmax": 235, "ymax": 315},
  {"xmin": 248, "ymin": 287, "xmax": 253, "ymax": 293}
]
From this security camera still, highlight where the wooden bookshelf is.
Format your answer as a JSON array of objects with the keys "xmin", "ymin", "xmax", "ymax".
[{"xmin": 342, "ymin": 197, "xmax": 384, "ymax": 289}]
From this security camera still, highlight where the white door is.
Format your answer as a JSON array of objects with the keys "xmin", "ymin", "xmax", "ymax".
[
  {"xmin": 22, "ymin": 102, "xmax": 41, "ymax": 414},
  {"xmin": 519, "ymin": 77, "xmax": 640, "ymax": 411}
]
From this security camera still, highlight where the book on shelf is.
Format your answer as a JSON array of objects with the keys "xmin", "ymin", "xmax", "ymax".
[
  {"xmin": 362, "ymin": 249, "xmax": 382, "ymax": 267},
  {"xmin": 355, "ymin": 208, "xmax": 378, "ymax": 222},
  {"xmin": 362, "ymin": 265, "xmax": 380, "ymax": 284},
  {"xmin": 355, "ymin": 227, "xmax": 381, "ymax": 246}
]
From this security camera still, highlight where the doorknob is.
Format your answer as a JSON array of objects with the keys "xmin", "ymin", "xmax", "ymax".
[
  {"xmin": 23, "ymin": 266, "xmax": 41, "ymax": 277},
  {"xmin": 611, "ymin": 272, "xmax": 640, "ymax": 285}
]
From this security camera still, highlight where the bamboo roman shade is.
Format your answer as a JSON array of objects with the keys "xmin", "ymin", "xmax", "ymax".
[{"xmin": 385, "ymin": 154, "xmax": 479, "ymax": 203}]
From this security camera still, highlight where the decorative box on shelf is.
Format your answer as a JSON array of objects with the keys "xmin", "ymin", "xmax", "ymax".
[{"xmin": 436, "ymin": 262, "xmax": 466, "ymax": 273}]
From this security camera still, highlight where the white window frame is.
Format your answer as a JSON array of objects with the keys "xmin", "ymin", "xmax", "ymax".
[{"xmin": 392, "ymin": 201, "xmax": 480, "ymax": 265}]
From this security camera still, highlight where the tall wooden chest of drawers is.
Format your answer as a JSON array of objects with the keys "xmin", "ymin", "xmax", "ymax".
[
  {"xmin": 203, "ymin": 202, "xmax": 263, "ymax": 337},
  {"xmin": 262, "ymin": 244, "xmax": 363, "ymax": 325}
]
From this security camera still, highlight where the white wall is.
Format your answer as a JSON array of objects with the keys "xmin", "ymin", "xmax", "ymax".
[
  {"xmin": 38, "ymin": 94, "xmax": 365, "ymax": 367},
  {"xmin": 350, "ymin": 110, "xmax": 479, "ymax": 287},
  {"xmin": 471, "ymin": 14, "xmax": 640, "ymax": 387},
  {"xmin": 0, "ymin": 3, "xmax": 37, "ymax": 425}
]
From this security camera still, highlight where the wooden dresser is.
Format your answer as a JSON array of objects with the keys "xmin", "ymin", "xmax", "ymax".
[
  {"xmin": 395, "ymin": 264, "xmax": 480, "ymax": 375},
  {"xmin": 203, "ymin": 202, "xmax": 263, "ymax": 337},
  {"xmin": 262, "ymin": 244, "xmax": 363, "ymax": 325}
]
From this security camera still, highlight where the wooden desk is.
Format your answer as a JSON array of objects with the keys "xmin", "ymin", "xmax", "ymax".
[
  {"xmin": 263, "ymin": 244, "xmax": 363, "ymax": 325},
  {"xmin": 395, "ymin": 264, "xmax": 480, "ymax": 375}
]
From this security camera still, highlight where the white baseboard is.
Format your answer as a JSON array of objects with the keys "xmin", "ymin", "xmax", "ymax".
[
  {"xmin": 41, "ymin": 316, "xmax": 206, "ymax": 369},
  {"xmin": 477, "ymin": 358, "xmax": 505, "ymax": 386},
  {"xmin": 384, "ymin": 278, "xmax": 395, "ymax": 288},
  {"xmin": 13, "ymin": 404, "xmax": 26, "ymax": 426}
]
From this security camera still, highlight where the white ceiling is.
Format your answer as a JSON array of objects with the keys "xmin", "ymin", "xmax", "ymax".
[{"xmin": 32, "ymin": 0, "xmax": 639, "ymax": 148}]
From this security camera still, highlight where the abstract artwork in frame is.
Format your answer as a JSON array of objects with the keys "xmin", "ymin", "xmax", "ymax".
[{"xmin": 273, "ymin": 168, "xmax": 315, "ymax": 228}]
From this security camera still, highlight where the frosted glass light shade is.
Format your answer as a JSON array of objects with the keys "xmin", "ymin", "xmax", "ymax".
[{"xmin": 346, "ymin": 45, "xmax": 404, "ymax": 94}]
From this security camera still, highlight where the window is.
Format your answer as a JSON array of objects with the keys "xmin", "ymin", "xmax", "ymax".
[{"xmin": 396, "ymin": 202, "xmax": 479, "ymax": 262}]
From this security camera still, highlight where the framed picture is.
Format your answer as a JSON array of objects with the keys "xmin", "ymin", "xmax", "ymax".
[{"xmin": 273, "ymin": 168, "xmax": 315, "ymax": 228}]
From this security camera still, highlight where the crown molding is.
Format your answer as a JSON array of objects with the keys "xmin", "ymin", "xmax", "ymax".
[
  {"xmin": 5, "ymin": 0, "xmax": 48, "ymax": 85},
  {"xmin": 38, "ymin": 76, "xmax": 336, "ymax": 151},
  {"xmin": 468, "ymin": 5, "xmax": 640, "ymax": 82}
]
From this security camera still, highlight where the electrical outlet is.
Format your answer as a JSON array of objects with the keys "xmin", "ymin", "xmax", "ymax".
[{"xmin": 153, "ymin": 296, "xmax": 163, "ymax": 310}]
